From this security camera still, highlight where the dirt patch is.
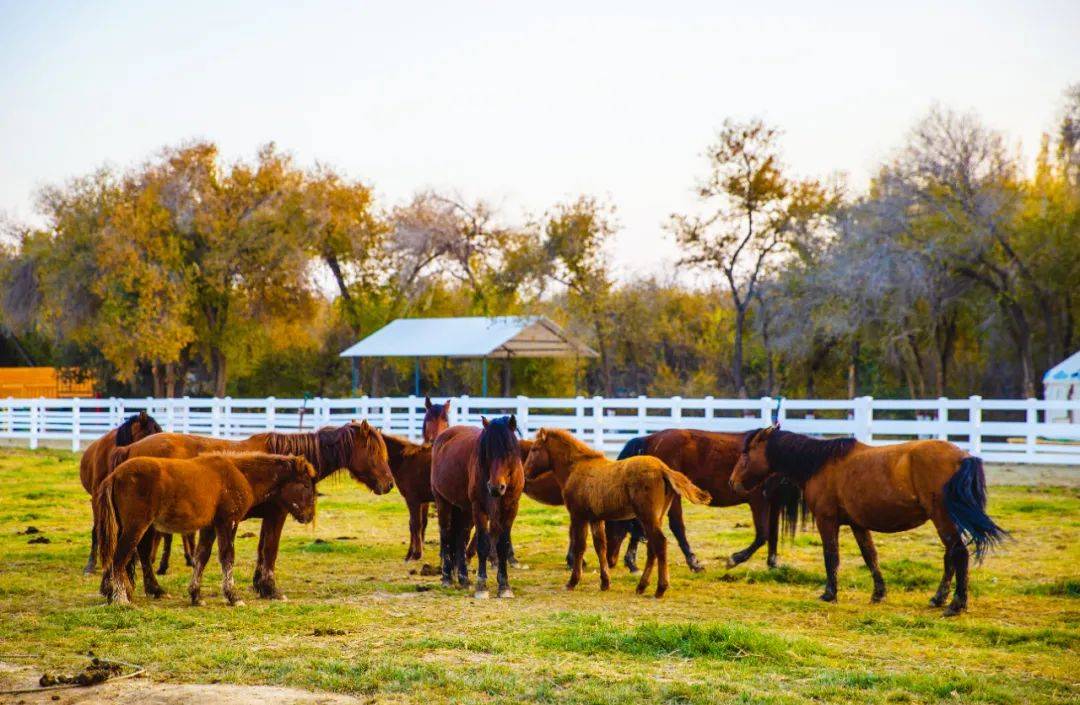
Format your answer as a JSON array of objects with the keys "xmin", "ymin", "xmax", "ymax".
[
  {"xmin": 985, "ymin": 464, "xmax": 1079, "ymax": 487},
  {"xmin": 0, "ymin": 663, "xmax": 362, "ymax": 705}
]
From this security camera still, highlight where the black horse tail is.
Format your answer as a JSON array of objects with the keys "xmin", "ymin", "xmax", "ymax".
[
  {"xmin": 763, "ymin": 475, "xmax": 805, "ymax": 542},
  {"xmin": 617, "ymin": 436, "xmax": 649, "ymax": 460},
  {"xmin": 943, "ymin": 457, "xmax": 1008, "ymax": 563}
]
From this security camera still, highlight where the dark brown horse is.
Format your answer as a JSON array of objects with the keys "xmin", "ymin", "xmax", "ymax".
[
  {"xmin": 431, "ymin": 416, "xmax": 523, "ymax": 598},
  {"xmin": 79, "ymin": 411, "xmax": 163, "ymax": 575},
  {"xmin": 109, "ymin": 420, "xmax": 393, "ymax": 599},
  {"xmin": 524, "ymin": 428, "xmax": 711, "ymax": 597},
  {"xmin": 606, "ymin": 430, "xmax": 800, "ymax": 572},
  {"xmin": 731, "ymin": 426, "xmax": 1008, "ymax": 615},
  {"xmin": 98, "ymin": 452, "xmax": 317, "ymax": 605},
  {"xmin": 384, "ymin": 433, "xmax": 435, "ymax": 561}
]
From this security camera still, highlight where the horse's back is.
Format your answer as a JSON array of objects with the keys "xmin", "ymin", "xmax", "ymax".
[
  {"xmin": 563, "ymin": 456, "xmax": 666, "ymax": 520},
  {"xmin": 431, "ymin": 425, "xmax": 479, "ymax": 507},
  {"xmin": 110, "ymin": 455, "xmax": 229, "ymax": 530},
  {"xmin": 647, "ymin": 428, "xmax": 743, "ymax": 503}
]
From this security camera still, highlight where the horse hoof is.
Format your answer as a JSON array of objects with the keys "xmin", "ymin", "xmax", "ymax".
[
  {"xmin": 928, "ymin": 596, "xmax": 946, "ymax": 608},
  {"xmin": 636, "ymin": 585, "xmax": 647, "ymax": 596},
  {"xmin": 767, "ymin": 558, "xmax": 779, "ymax": 570},
  {"xmin": 819, "ymin": 592, "xmax": 837, "ymax": 603},
  {"xmin": 192, "ymin": 599, "xmax": 206, "ymax": 607},
  {"xmin": 943, "ymin": 604, "xmax": 966, "ymax": 617},
  {"xmin": 690, "ymin": 563, "xmax": 706, "ymax": 574},
  {"xmin": 600, "ymin": 582, "xmax": 610, "ymax": 591},
  {"xmin": 229, "ymin": 600, "xmax": 246, "ymax": 607},
  {"xmin": 441, "ymin": 579, "xmax": 453, "ymax": 588},
  {"xmin": 148, "ymin": 590, "xmax": 167, "ymax": 600},
  {"xmin": 565, "ymin": 583, "xmax": 576, "ymax": 591},
  {"xmin": 156, "ymin": 568, "xmax": 168, "ymax": 576},
  {"xmin": 497, "ymin": 588, "xmax": 514, "ymax": 599},
  {"xmin": 870, "ymin": 594, "xmax": 885, "ymax": 604}
]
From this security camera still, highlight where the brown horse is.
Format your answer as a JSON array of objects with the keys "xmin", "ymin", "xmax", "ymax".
[
  {"xmin": 731, "ymin": 426, "xmax": 1008, "ymax": 615},
  {"xmin": 423, "ymin": 396, "xmax": 451, "ymax": 441},
  {"xmin": 109, "ymin": 420, "xmax": 392, "ymax": 599},
  {"xmin": 79, "ymin": 411, "xmax": 163, "ymax": 575},
  {"xmin": 605, "ymin": 430, "xmax": 800, "ymax": 573},
  {"xmin": 98, "ymin": 452, "xmax": 317, "ymax": 605},
  {"xmin": 431, "ymin": 416, "xmax": 523, "ymax": 598},
  {"xmin": 384, "ymin": 433, "xmax": 435, "ymax": 561},
  {"xmin": 524, "ymin": 428, "xmax": 711, "ymax": 597}
]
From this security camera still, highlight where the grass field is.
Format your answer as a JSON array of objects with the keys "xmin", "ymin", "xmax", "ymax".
[{"xmin": 0, "ymin": 447, "xmax": 1078, "ymax": 704}]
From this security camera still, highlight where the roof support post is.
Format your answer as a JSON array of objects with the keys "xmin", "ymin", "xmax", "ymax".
[
  {"xmin": 481, "ymin": 358, "xmax": 488, "ymax": 397},
  {"xmin": 413, "ymin": 357, "xmax": 421, "ymax": 397},
  {"xmin": 351, "ymin": 357, "xmax": 359, "ymax": 396}
]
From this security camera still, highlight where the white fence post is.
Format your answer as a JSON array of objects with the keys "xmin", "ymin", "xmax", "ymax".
[
  {"xmin": 671, "ymin": 396, "xmax": 682, "ymax": 427},
  {"xmin": 382, "ymin": 397, "xmax": 392, "ymax": 433},
  {"xmin": 181, "ymin": 396, "xmax": 191, "ymax": 433},
  {"xmin": 853, "ymin": 396, "xmax": 874, "ymax": 442},
  {"xmin": 703, "ymin": 395, "xmax": 714, "ymax": 428},
  {"xmin": 71, "ymin": 400, "xmax": 80, "ymax": 453},
  {"xmin": 1025, "ymin": 398, "xmax": 1038, "ymax": 461},
  {"xmin": 166, "ymin": 398, "xmax": 176, "ymax": 433},
  {"xmin": 969, "ymin": 395, "xmax": 982, "ymax": 455},
  {"xmin": 516, "ymin": 395, "xmax": 529, "ymax": 436},
  {"xmin": 937, "ymin": 397, "xmax": 949, "ymax": 440},
  {"xmin": 637, "ymin": 395, "xmax": 647, "ymax": 435},
  {"xmin": 29, "ymin": 398, "xmax": 39, "ymax": 450},
  {"xmin": 266, "ymin": 397, "xmax": 276, "ymax": 432},
  {"xmin": 592, "ymin": 396, "xmax": 604, "ymax": 449},
  {"xmin": 407, "ymin": 395, "xmax": 417, "ymax": 440},
  {"xmin": 5, "ymin": 397, "xmax": 12, "ymax": 436},
  {"xmin": 759, "ymin": 397, "xmax": 772, "ymax": 427}
]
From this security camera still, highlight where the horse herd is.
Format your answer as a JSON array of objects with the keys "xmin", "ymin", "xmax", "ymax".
[{"xmin": 79, "ymin": 397, "xmax": 1007, "ymax": 616}]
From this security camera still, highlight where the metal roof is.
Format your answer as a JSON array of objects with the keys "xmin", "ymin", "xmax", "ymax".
[
  {"xmin": 339, "ymin": 316, "xmax": 598, "ymax": 359},
  {"xmin": 1044, "ymin": 350, "xmax": 1080, "ymax": 382}
]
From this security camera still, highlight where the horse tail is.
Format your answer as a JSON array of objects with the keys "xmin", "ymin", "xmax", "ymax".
[
  {"xmin": 943, "ymin": 456, "xmax": 1008, "ymax": 563},
  {"xmin": 96, "ymin": 477, "xmax": 119, "ymax": 577},
  {"xmin": 617, "ymin": 436, "xmax": 649, "ymax": 460},
  {"xmin": 658, "ymin": 463, "xmax": 711, "ymax": 505},
  {"xmin": 109, "ymin": 445, "xmax": 132, "ymax": 473},
  {"xmin": 763, "ymin": 475, "xmax": 805, "ymax": 542}
]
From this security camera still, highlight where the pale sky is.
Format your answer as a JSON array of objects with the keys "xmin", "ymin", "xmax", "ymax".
[{"xmin": 2, "ymin": 1, "xmax": 1078, "ymax": 279}]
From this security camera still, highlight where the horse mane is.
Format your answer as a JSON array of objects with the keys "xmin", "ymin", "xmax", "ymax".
[
  {"xmin": 478, "ymin": 417, "xmax": 521, "ymax": 472},
  {"xmin": 115, "ymin": 412, "xmax": 162, "ymax": 447},
  {"xmin": 382, "ymin": 433, "xmax": 426, "ymax": 465},
  {"xmin": 545, "ymin": 428, "xmax": 604, "ymax": 459},
  {"xmin": 265, "ymin": 423, "xmax": 358, "ymax": 479},
  {"xmin": 749, "ymin": 429, "xmax": 858, "ymax": 484}
]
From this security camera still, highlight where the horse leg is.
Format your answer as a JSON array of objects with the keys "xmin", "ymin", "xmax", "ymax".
[
  {"xmin": 604, "ymin": 521, "xmax": 629, "ymax": 570},
  {"xmin": 473, "ymin": 510, "xmax": 491, "ymax": 599},
  {"xmin": 851, "ymin": 526, "xmax": 886, "ymax": 603},
  {"xmin": 624, "ymin": 520, "xmax": 644, "ymax": 573},
  {"xmin": 815, "ymin": 515, "xmax": 841, "ymax": 602},
  {"xmin": 590, "ymin": 521, "xmax": 610, "ymax": 591},
  {"xmin": 182, "ymin": 533, "xmax": 195, "ymax": 566},
  {"xmin": 420, "ymin": 502, "xmax": 430, "ymax": 547},
  {"xmin": 84, "ymin": 504, "xmax": 99, "ymax": 575},
  {"xmin": 188, "ymin": 527, "xmax": 215, "ymax": 606},
  {"xmin": 217, "ymin": 521, "xmax": 243, "ymax": 606},
  {"xmin": 157, "ymin": 533, "xmax": 172, "ymax": 575},
  {"xmin": 137, "ymin": 529, "xmax": 167, "ymax": 598},
  {"xmin": 566, "ymin": 517, "xmax": 588, "ymax": 590},
  {"xmin": 455, "ymin": 509, "xmax": 472, "ymax": 589},
  {"xmin": 766, "ymin": 499, "xmax": 782, "ymax": 569},
  {"xmin": 505, "ymin": 532, "xmax": 519, "ymax": 569},
  {"xmin": 406, "ymin": 502, "xmax": 423, "ymax": 562},
  {"xmin": 667, "ymin": 497, "xmax": 702, "ymax": 572},
  {"xmin": 645, "ymin": 519, "xmax": 669, "ymax": 598},
  {"xmin": 930, "ymin": 513, "xmax": 968, "ymax": 616},
  {"xmin": 107, "ymin": 522, "xmax": 148, "ymax": 605},
  {"xmin": 253, "ymin": 509, "xmax": 287, "ymax": 600},
  {"xmin": 436, "ymin": 497, "xmax": 454, "ymax": 587},
  {"xmin": 728, "ymin": 496, "xmax": 769, "ymax": 568},
  {"xmin": 635, "ymin": 524, "xmax": 657, "ymax": 596},
  {"xmin": 496, "ymin": 527, "xmax": 514, "ymax": 598}
]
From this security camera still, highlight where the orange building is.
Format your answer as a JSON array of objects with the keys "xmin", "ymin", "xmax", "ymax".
[{"xmin": 0, "ymin": 368, "xmax": 95, "ymax": 398}]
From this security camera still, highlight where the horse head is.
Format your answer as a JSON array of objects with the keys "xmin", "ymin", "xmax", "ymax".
[
  {"xmin": 116, "ymin": 410, "xmax": 164, "ymax": 447},
  {"xmin": 731, "ymin": 424, "xmax": 778, "ymax": 493},
  {"xmin": 523, "ymin": 429, "xmax": 552, "ymax": 481},
  {"xmin": 422, "ymin": 396, "xmax": 451, "ymax": 443},
  {"xmin": 341, "ymin": 420, "xmax": 395, "ymax": 495},
  {"xmin": 478, "ymin": 415, "xmax": 521, "ymax": 498},
  {"xmin": 279, "ymin": 456, "xmax": 318, "ymax": 524}
]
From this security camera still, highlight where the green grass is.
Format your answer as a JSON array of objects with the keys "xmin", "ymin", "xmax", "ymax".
[{"xmin": 0, "ymin": 447, "xmax": 1078, "ymax": 704}]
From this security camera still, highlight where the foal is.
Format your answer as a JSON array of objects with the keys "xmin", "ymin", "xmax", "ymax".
[
  {"xmin": 384, "ymin": 433, "xmax": 435, "ymax": 561},
  {"xmin": 98, "ymin": 452, "xmax": 317, "ymax": 606},
  {"xmin": 732, "ymin": 426, "xmax": 1008, "ymax": 615},
  {"xmin": 524, "ymin": 428, "xmax": 711, "ymax": 597}
]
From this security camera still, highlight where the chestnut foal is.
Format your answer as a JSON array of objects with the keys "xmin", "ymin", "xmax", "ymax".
[
  {"xmin": 98, "ymin": 452, "xmax": 317, "ymax": 606},
  {"xmin": 524, "ymin": 428, "xmax": 711, "ymax": 597}
]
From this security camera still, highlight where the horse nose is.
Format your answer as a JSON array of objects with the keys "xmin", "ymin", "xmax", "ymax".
[{"xmin": 488, "ymin": 482, "xmax": 507, "ymax": 497}]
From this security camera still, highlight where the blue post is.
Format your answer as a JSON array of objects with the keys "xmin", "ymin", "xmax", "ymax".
[
  {"xmin": 481, "ymin": 358, "xmax": 488, "ymax": 396},
  {"xmin": 413, "ymin": 358, "xmax": 420, "ymax": 396},
  {"xmin": 351, "ymin": 358, "xmax": 358, "ymax": 395}
]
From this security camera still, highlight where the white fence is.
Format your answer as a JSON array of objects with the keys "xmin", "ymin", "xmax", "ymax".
[{"xmin": 2, "ymin": 395, "xmax": 1079, "ymax": 465}]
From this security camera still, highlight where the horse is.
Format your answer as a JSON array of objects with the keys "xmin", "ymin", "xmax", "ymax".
[
  {"xmin": 431, "ymin": 416, "xmax": 523, "ymax": 598},
  {"xmin": 423, "ymin": 396, "xmax": 451, "ymax": 441},
  {"xmin": 98, "ymin": 452, "xmax": 317, "ymax": 605},
  {"xmin": 108, "ymin": 419, "xmax": 392, "ymax": 599},
  {"xmin": 605, "ymin": 429, "xmax": 801, "ymax": 573},
  {"xmin": 731, "ymin": 425, "xmax": 1008, "ymax": 615},
  {"xmin": 384, "ymin": 433, "xmax": 436, "ymax": 561},
  {"xmin": 524, "ymin": 428, "xmax": 711, "ymax": 597},
  {"xmin": 79, "ymin": 411, "xmax": 163, "ymax": 575}
]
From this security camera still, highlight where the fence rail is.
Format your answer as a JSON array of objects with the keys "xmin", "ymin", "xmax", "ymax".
[{"xmin": 2, "ymin": 395, "xmax": 1079, "ymax": 465}]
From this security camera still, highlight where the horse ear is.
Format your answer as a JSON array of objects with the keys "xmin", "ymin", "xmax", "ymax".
[
  {"xmin": 536, "ymin": 428, "xmax": 546, "ymax": 442},
  {"xmin": 359, "ymin": 419, "xmax": 371, "ymax": 435},
  {"xmin": 424, "ymin": 396, "xmax": 433, "ymax": 410},
  {"xmin": 442, "ymin": 399, "xmax": 451, "ymax": 416},
  {"xmin": 508, "ymin": 414, "xmax": 517, "ymax": 432},
  {"xmin": 481, "ymin": 416, "xmax": 489, "ymax": 429},
  {"xmin": 139, "ymin": 410, "xmax": 148, "ymax": 422}
]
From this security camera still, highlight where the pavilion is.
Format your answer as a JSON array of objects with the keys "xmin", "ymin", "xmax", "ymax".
[{"xmin": 339, "ymin": 316, "xmax": 597, "ymax": 396}]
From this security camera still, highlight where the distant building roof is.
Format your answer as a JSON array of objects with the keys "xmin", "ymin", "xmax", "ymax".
[
  {"xmin": 339, "ymin": 316, "xmax": 598, "ymax": 359},
  {"xmin": 1044, "ymin": 350, "xmax": 1080, "ymax": 382}
]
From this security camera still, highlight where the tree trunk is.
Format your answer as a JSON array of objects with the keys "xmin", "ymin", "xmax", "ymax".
[
  {"xmin": 501, "ymin": 359, "xmax": 512, "ymax": 396},
  {"xmin": 165, "ymin": 362, "xmax": 177, "ymax": 398},
  {"xmin": 847, "ymin": 340, "xmax": 860, "ymax": 399},
  {"xmin": 210, "ymin": 347, "xmax": 228, "ymax": 397},
  {"xmin": 732, "ymin": 307, "xmax": 748, "ymax": 399},
  {"xmin": 324, "ymin": 252, "xmax": 360, "ymax": 333},
  {"xmin": 151, "ymin": 362, "xmax": 164, "ymax": 398}
]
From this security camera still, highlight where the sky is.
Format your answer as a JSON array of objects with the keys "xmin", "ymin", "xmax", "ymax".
[{"xmin": 1, "ymin": 1, "xmax": 1078, "ymax": 280}]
